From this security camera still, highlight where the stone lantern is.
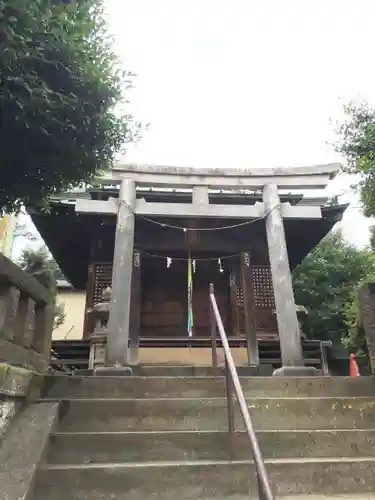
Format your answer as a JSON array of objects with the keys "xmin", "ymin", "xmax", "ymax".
[
  {"xmin": 295, "ymin": 304, "xmax": 309, "ymax": 340},
  {"xmin": 272, "ymin": 304, "xmax": 309, "ymax": 340},
  {"xmin": 88, "ymin": 287, "xmax": 112, "ymax": 370}
]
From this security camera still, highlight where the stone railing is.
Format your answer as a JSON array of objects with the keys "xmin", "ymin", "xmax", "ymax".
[
  {"xmin": 0, "ymin": 253, "xmax": 54, "ymax": 373},
  {"xmin": 0, "ymin": 363, "xmax": 44, "ymax": 440}
]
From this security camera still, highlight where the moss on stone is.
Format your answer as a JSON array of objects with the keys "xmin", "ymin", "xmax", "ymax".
[{"xmin": 0, "ymin": 363, "xmax": 43, "ymax": 398}]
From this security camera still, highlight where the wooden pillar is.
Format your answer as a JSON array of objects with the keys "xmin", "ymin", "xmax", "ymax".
[
  {"xmin": 129, "ymin": 250, "xmax": 141, "ymax": 365},
  {"xmin": 240, "ymin": 252, "xmax": 259, "ymax": 367},
  {"xmin": 263, "ymin": 184, "xmax": 307, "ymax": 373},
  {"xmin": 83, "ymin": 228, "xmax": 103, "ymax": 338},
  {"xmin": 105, "ymin": 178, "xmax": 136, "ymax": 367},
  {"xmin": 83, "ymin": 263, "xmax": 95, "ymax": 338}
]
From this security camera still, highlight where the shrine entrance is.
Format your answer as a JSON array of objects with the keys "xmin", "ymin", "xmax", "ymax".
[
  {"xmin": 140, "ymin": 253, "xmax": 231, "ymax": 339},
  {"xmin": 191, "ymin": 257, "xmax": 230, "ymax": 337}
]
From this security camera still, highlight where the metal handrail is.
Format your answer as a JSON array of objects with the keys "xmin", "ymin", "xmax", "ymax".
[{"xmin": 209, "ymin": 283, "xmax": 275, "ymax": 500}]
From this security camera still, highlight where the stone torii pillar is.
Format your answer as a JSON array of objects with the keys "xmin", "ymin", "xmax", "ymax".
[
  {"xmin": 97, "ymin": 178, "xmax": 136, "ymax": 374},
  {"xmin": 263, "ymin": 183, "xmax": 317, "ymax": 376}
]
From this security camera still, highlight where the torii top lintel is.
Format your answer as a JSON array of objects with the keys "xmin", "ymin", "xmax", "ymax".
[{"xmin": 99, "ymin": 162, "xmax": 340, "ymax": 190}]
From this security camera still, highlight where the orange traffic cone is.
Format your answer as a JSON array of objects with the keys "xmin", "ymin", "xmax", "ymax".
[{"xmin": 349, "ymin": 353, "xmax": 360, "ymax": 377}]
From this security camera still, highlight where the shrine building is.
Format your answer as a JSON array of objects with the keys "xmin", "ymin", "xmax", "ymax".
[{"xmin": 29, "ymin": 164, "xmax": 347, "ymax": 374}]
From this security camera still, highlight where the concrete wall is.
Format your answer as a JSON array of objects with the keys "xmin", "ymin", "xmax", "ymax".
[{"xmin": 54, "ymin": 290, "xmax": 86, "ymax": 340}]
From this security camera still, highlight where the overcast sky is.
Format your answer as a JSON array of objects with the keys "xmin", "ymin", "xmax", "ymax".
[
  {"xmin": 15, "ymin": 0, "xmax": 375, "ymax": 258},
  {"xmin": 102, "ymin": 0, "xmax": 375, "ymax": 247}
]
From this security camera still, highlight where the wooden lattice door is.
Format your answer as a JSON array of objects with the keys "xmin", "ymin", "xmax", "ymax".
[
  {"xmin": 83, "ymin": 262, "xmax": 113, "ymax": 336},
  {"xmin": 235, "ymin": 262, "xmax": 278, "ymax": 338},
  {"xmin": 251, "ymin": 266, "xmax": 277, "ymax": 335}
]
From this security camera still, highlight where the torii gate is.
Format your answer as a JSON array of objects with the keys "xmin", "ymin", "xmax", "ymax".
[{"xmin": 76, "ymin": 163, "xmax": 340, "ymax": 375}]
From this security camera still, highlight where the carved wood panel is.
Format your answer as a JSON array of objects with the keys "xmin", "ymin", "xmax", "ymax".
[
  {"xmin": 83, "ymin": 262, "xmax": 112, "ymax": 338},
  {"xmin": 252, "ymin": 266, "xmax": 275, "ymax": 309},
  {"xmin": 236, "ymin": 265, "xmax": 277, "ymax": 334},
  {"xmin": 92, "ymin": 262, "xmax": 113, "ymax": 306},
  {"xmin": 85, "ymin": 259, "xmax": 143, "ymax": 340}
]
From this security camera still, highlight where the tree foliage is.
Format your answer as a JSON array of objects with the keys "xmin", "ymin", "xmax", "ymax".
[
  {"xmin": 370, "ymin": 225, "xmax": 375, "ymax": 252},
  {"xmin": 0, "ymin": 0, "xmax": 138, "ymax": 212},
  {"xmin": 18, "ymin": 246, "xmax": 65, "ymax": 329},
  {"xmin": 337, "ymin": 101, "xmax": 375, "ymax": 217},
  {"xmin": 341, "ymin": 293, "xmax": 367, "ymax": 355},
  {"xmin": 18, "ymin": 246, "xmax": 63, "ymax": 291},
  {"xmin": 292, "ymin": 231, "xmax": 375, "ymax": 352}
]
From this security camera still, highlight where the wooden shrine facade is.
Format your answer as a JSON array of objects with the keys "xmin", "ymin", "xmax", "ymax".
[
  {"xmin": 29, "ymin": 163, "xmax": 347, "ymax": 371},
  {"xmin": 84, "ymin": 255, "xmax": 278, "ymax": 341}
]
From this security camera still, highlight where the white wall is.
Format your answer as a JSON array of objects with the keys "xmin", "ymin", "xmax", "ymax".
[{"xmin": 53, "ymin": 290, "xmax": 86, "ymax": 340}]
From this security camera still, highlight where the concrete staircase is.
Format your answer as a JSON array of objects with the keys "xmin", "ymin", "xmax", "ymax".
[{"xmin": 29, "ymin": 373, "xmax": 375, "ymax": 499}]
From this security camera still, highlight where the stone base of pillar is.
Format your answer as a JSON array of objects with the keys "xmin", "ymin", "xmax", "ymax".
[
  {"xmin": 94, "ymin": 366, "xmax": 133, "ymax": 377},
  {"xmin": 273, "ymin": 365, "xmax": 322, "ymax": 377},
  {"xmin": 128, "ymin": 343, "xmax": 139, "ymax": 366},
  {"xmin": 89, "ymin": 334, "xmax": 107, "ymax": 371}
]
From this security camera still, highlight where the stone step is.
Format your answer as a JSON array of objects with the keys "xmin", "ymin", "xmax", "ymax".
[
  {"xmin": 30, "ymin": 458, "xmax": 375, "ymax": 499},
  {"xmin": 54, "ymin": 397, "xmax": 375, "ymax": 432},
  {"xmin": 137, "ymin": 365, "xmax": 273, "ymax": 377},
  {"xmin": 42, "ymin": 375, "xmax": 375, "ymax": 400},
  {"xmin": 47, "ymin": 429, "xmax": 375, "ymax": 464},
  {"xmin": 203, "ymin": 497, "xmax": 375, "ymax": 500},
  {"xmin": 201, "ymin": 497, "xmax": 375, "ymax": 500},
  {"xmin": 278, "ymin": 497, "xmax": 375, "ymax": 500}
]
